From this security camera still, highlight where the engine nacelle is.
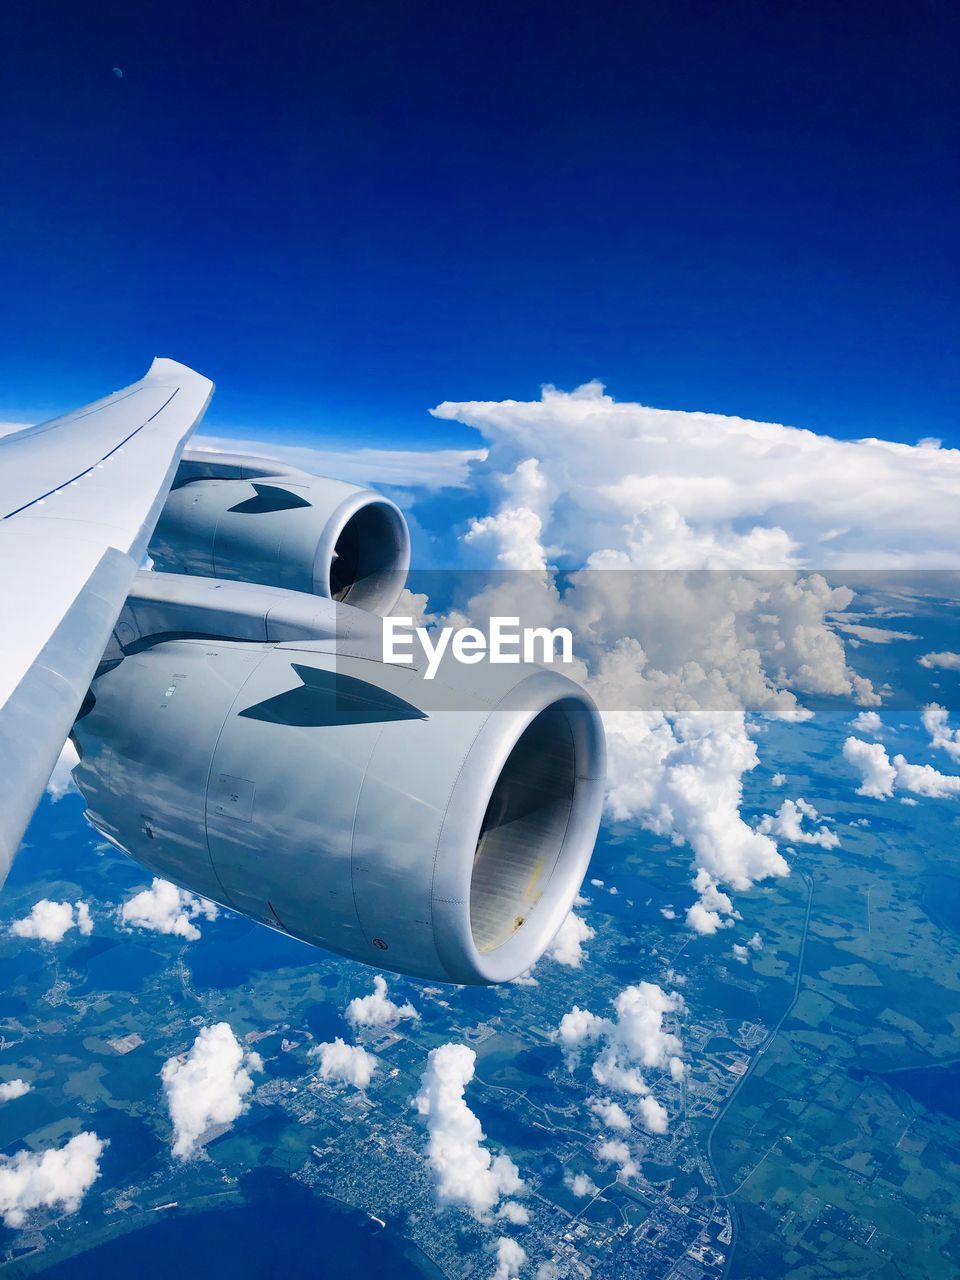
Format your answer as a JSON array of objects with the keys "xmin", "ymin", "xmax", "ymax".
[
  {"xmin": 73, "ymin": 636, "xmax": 605, "ymax": 985},
  {"xmin": 149, "ymin": 449, "xmax": 409, "ymax": 615}
]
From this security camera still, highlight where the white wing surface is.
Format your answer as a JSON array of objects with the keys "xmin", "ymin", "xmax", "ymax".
[{"xmin": 0, "ymin": 358, "xmax": 214, "ymax": 884}]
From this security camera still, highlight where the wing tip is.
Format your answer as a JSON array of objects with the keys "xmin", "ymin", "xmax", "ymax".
[{"xmin": 145, "ymin": 357, "xmax": 215, "ymax": 399}]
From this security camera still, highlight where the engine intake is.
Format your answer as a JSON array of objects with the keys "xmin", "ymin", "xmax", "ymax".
[
  {"xmin": 149, "ymin": 449, "xmax": 409, "ymax": 615},
  {"xmin": 73, "ymin": 635, "xmax": 604, "ymax": 984}
]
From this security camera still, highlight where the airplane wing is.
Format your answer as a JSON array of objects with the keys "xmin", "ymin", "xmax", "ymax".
[{"xmin": 0, "ymin": 358, "xmax": 214, "ymax": 886}]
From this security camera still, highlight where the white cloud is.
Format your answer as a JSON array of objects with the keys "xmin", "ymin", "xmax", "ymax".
[
  {"xmin": 557, "ymin": 983, "xmax": 683, "ymax": 1130},
  {"xmin": 833, "ymin": 623, "xmax": 918, "ymax": 644},
  {"xmin": 636, "ymin": 1095, "xmax": 669, "ymax": 1135},
  {"xmin": 425, "ymin": 381, "xmax": 960, "ymax": 926},
  {"xmin": 685, "ymin": 870, "xmax": 739, "ymax": 935},
  {"xmin": 9, "ymin": 899, "xmax": 93, "ymax": 943},
  {"xmin": 0, "ymin": 1132, "xmax": 105, "ymax": 1227},
  {"xmin": 659, "ymin": 906, "xmax": 676, "ymax": 920},
  {"xmin": 844, "ymin": 735, "xmax": 960, "ymax": 800},
  {"xmin": 497, "ymin": 1200, "xmax": 530, "ymax": 1225},
  {"xmin": 747, "ymin": 932, "xmax": 763, "ymax": 951},
  {"xmin": 757, "ymin": 798, "xmax": 840, "ymax": 849},
  {"xmin": 414, "ymin": 1043, "xmax": 524, "ymax": 1219},
  {"xmin": 563, "ymin": 1169, "xmax": 598, "ymax": 1197},
  {"xmin": 843, "ymin": 737, "xmax": 897, "ymax": 799},
  {"xmin": 161, "ymin": 1023, "xmax": 261, "ymax": 1159},
  {"xmin": 46, "ymin": 739, "xmax": 79, "ymax": 801},
  {"xmin": 850, "ymin": 711, "xmax": 883, "ymax": 736},
  {"xmin": 597, "ymin": 1137, "xmax": 638, "ymax": 1181},
  {"xmin": 919, "ymin": 651, "xmax": 960, "ymax": 670},
  {"xmin": 544, "ymin": 911, "xmax": 595, "ymax": 969},
  {"xmin": 0, "ymin": 1080, "xmax": 30, "ymax": 1103},
  {"xmin": 891, "ymin": 755, "xmax": 960, "ymax": 798},
  {"xmin": 309, "ymin": 1038, "xmax": 377, "ymax": 1090},
  {"xmin": 345, "ymin": 975, "xmax": 419, "ymax": 1029},
  {"xmin": 491, "ymin": 1236, "xmax": 527, "ymax": 1280},
  {"xmin": 120, "ymin": 878, "xmax": 218, "ymax": 942},
  {"xmin": 922, "ymin": 703, "xmax": 960, "ymax": 764},
  {"xmin": 587, "ymin": 1097, "xmax": 631, "ymax": 1131},
  {"xmin": 732, "ymin": 944, "xmax": 749, "ymax": 965},
  {"xmin": 195, "ymin": 435, "xmax": 487, "ymax": 492},
  {"xmin": 431, "ymin": 381, "xmax": 960, "ymax": 569},
  {"xmin": 771, "ymin": 772, "xmax": 786, "ymax": 786}
]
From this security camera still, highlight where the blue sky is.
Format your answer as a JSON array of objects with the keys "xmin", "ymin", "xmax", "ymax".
[{"xmin": 3, "ymin": 0, "xmax": 957, "ymax": 449}]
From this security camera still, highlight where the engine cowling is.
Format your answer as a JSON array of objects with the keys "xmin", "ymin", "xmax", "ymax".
[
  {"xmin": 73, "ymin": 635, "xmax": 605, "ymax": 985},
  {"xmin": 149, "ymin": 450, "xmax": 410, "ymax": 615}
]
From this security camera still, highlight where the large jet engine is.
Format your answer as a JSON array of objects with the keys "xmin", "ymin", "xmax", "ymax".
[
  {"xmin": 74, "ymin": 445, "xmax": 606, "ymax": 986},
  {"xmin": 149, "ymin": 448, "xmax": 409, "ymax": 614},
  {"xmin": 73, "ymin": 615, "xmax": 605, "ymax": 985}
]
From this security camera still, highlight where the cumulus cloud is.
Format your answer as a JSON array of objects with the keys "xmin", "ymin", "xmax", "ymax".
[
  {"xmin": 563, "ymin": 1169, "xmax": 598, "ymax": 1197},
  {"xmin": 345, "ymin": 975, "xmax": 419, "ymax": 1029},
  {"xmin": 922, "ymin": 703, "xmax": 960, "ymax": 764},
  {"xmin": 120, "ymin": 878, "xmax": 218, "ymax": 942},
  {"xmin": 9, "ymin": 899, "xmax": 93, "ymax": 943},
  {"xmin": 544, "ymin": 911, "xmax": 595, "ymax": 969},
  {"xmin": 843, "ymin": 737, "xmax": 897, "ymax": 799},
  {"xmin": 757, "ymin": 798, "xmax": 839, "ymax": 849},
  {"xmin": 919, "ymin": 651, "xmax": 960, "ymax": 670},
  {"xmin": 497, "ymin": 1200, "xmax": 530, "ymax": 1225},
  {"xmin": 309, "ymin": 1038, "xmax": 377, "ymax": 1090},
  {"xmin": 0, "ymin": 1080, "xmax": 30, "ymax": 1103},
  {"xmin": 491, "ymin": 1236, "xmax": 527, "ymax": 1280},
  {"xmin": 414, "ymin": 1043, "xmax": 524, "ymax": 1219},
  {"xmin": 597, "ymin": 1137, "xmax": 638, "ymax": 1181},
  {"xmin": 732, "ymin": 944, "xmax": 749, "ymax": 965},
  {"xmin": 161, "ymin": 1023, "xmax": 262, "ymax": 1159},
  {"xmin": 588, "ymin": 1097, "xmax": 631, "ymax": 1131},
  {"xmin": 844, "ymin": 736, "xmax": 960, "ymax": 800},
  {"xmin": 771, "ymin": 772, "xmax": 786, "ymax": 786},
  {"xmin": 424, "ymin": 382, "xmax": 959, "ymax": 924},
  {"xmin": 850, "ymin": 711, "xmax": 883, "ymax": 736},
  {"xmin": 0, "ymin": 1132, "xmax": 105, "ymax": 1227},
  {"xmin": 747, "ymin": 932, "xmax": 763, "ymax": 951},
  {"xmin": 431, "ymin": 381, "xmax": 960, "ymax": 569},
  {"xmin": 557, "ymin": 983, "xmax": 683, "ymax": 1130}
]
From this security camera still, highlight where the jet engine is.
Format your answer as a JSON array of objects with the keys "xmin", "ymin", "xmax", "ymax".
[
  {"xmin": 73, "ymin": 625, "xmax": 605, "ymax": 985},
  {"xmin": 149, "ymin": 449, "xmax": 410, "ymax": 614}
]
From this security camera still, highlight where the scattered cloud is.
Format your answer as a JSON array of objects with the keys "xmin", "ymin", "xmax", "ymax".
[
  {"xmin": 0, "ymin": 1132, "xmax": 106, "ymax": 1227},
  {"xmin": 732, "ymin": 944, "xmax": 749, "ymax": 965},
  {"xmin": 9, "ymin": 899, "xmax": 93, "ymax": 944},
  {"xmin": 850, "ymin": 711, "xmax": 883, "ymax": 736},
  {"xmin": 557, "ymin": 983, "xmax": 683, "ymax": 1130},
  {"xmin": 491, "ymin": 1236, "xmax": 527, "ymax": 1280},
  {"xmin": 563, "ymin": 1169, "xmax": 598, "ymax": 1197},
  {"xmin": 844, "ymin": 735, "xmax": 960, "ymax": 800},
  {"xmin": 0, "ymin": 1080, "xmax": 30, "ymax": 1103},
  {"xmin": 587, "ymin": 1097, "xmax": 631, "ymax": 1131},
  {"xmin": 757, "ymin": 797, "xmax": 839, "ymax": 849},
  {"xmin": 771, "ymin": 772, "xmax": 786, "ymax": 787},
  {"xmin": 120, "ymin": 878, "xmax": 219, "ymax": 942},
  {"xmin": 414, "ymin": 1043, "xmax": 524, "ymax": 1219},
  {"xmin": 345, "ymin": 975, "xmax": 419, "ymax": 1029},
  {"xmin": 544, "ymin": 911, "xmax": 595, "ymax": 969},
  {"xmin": 922, "ymin": 703, "xmax": 960, "ymax": 764},
  {"xmin": 309, "ymin": 1038, "xmax": 377, "ymax": 1090},
  {"xmin": 919, "ymin": 651, "xmax": 960, "ymax": 670},
  {"xmin": 597, "ymin": 1137, "xmax": 638, "ymax": 1181},
  {"xmin": 161, "ymin": 1023, "xmax": 262, "ymax": 1159}
]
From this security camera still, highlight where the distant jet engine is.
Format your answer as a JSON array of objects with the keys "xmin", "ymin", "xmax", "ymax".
[
  {"xmin": 149, "ymin": 448, "xmax": 409, "ymax": 614},
  {"xmin": 73, "ymin": 612, "xmax": 605, "ymax": 985}
]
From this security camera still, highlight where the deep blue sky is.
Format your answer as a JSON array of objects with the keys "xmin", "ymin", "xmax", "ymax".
[{"xmin": 2, "ymin": 0, "xmax": 957, "ymax": 449}]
